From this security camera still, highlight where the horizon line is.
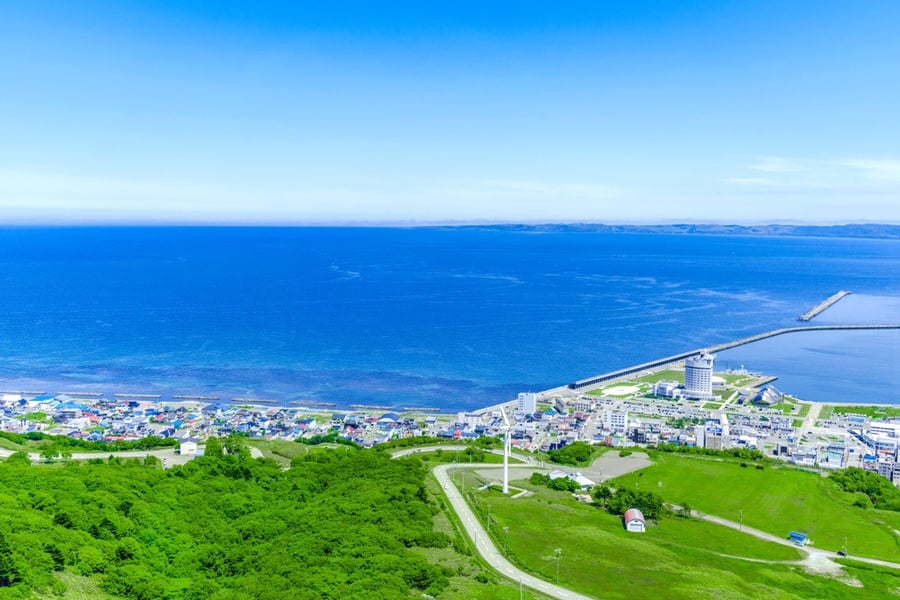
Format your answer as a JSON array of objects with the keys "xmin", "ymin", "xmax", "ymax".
[{"xmin": 1, "ymin": 219, "xmax": 900, "ymax": 229}]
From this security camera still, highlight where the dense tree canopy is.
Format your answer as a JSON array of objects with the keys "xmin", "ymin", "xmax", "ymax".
[
  {"xmin": 653, "ymin": 443, "xmax": 765, "ymax": 461},
  {"xmin": 546, "ymin": 441, "xmax": 594, "ymax": 466},
  {"xmin": 0, "ymin": 444, "xmax": 452, "ymax": 599},
  {"xmin": 592, "ymin": 484, "xmax": 666, "ymax": 520},
  {"xmin": 830, "ymin": 467, "xmax": 900, "ymax": 511}
]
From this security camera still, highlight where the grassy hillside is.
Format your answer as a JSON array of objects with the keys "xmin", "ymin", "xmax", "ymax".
[
  {"xmin": 464, "ymin": 471, "xmax": 900, "ymax": 600},
  {"xmin": 610, "ymin": 453, "xmax": 900, "ymax": 561}
]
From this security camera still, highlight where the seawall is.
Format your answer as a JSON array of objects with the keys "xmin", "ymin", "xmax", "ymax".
[
  {"xmin": 566, "ymin": 323, "xmax": 900, "ymax": 391},
  {"xmin": 798, "ymin": 290, "xmax": 851, "ymax": 321}
]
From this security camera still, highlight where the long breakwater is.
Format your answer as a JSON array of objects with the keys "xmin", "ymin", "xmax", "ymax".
[
  {"xmin": 798, "ymin": 290, "xmax": 850, "ymax": 321},
  {"xmin": 567, "ymin": 323, "xmax": 900, "ymax": 391}
]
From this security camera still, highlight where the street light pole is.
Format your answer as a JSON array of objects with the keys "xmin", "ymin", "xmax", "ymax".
[
  {"xmin": 554, "ymin": 548, "xmax": 561, "ymax": 584},
  {"xmin": 739, "ymin": 510, "xmax": 743, "ymax": 532},
  {"xmin": 503, "ymin": 526, "xmax": 509, "ymax": 555}
]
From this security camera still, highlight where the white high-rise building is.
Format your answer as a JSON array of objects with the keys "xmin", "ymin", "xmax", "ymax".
[
  {"xmin": 684, "ymin": 352, "xmax": 716, "ymax": 399},
  {"xmin": 602, "ymin": 407, "xmax": 629, "ymax": 434},
  {"xmin": 517, "ymin": 392, "xmax": 537, "ymax": 414}
]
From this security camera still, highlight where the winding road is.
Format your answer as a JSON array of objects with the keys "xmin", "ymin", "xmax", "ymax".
[
  {"xmin": 397, "ymin": 448, "xmax": 900, "ymax": 599},
  {"xmin": 433, "ymin": 463, "xmax": 596, "ymax": 600}
]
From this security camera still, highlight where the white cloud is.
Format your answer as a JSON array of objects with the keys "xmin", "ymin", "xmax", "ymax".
[
  {"xmin": 837, "ymin": 159, "xmax": 900, "ymax": 182},
  {"xmin": 0, "ymin": 167, "xmax": 627, "ymax": 223},
  {"xmin": 722, "ymin": 177, "xmax": 777, "ymax": 186},
  {"xmin": 727, "ymin": 156, "xmax": 900, "ymax": 191},
  {"xmin": 746, "ymin": 157, "xmax": 808, "ymax": 173}
]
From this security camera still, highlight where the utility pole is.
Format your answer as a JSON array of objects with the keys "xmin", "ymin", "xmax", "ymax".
[{"xmin": 554, "ymin": 548, "xmax": 562, "ymax": 584}]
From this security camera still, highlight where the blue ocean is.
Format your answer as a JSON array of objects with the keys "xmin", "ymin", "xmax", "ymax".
[{"xmin": 0, "ymin": 227, "xmax": 897, "ymax": 410}]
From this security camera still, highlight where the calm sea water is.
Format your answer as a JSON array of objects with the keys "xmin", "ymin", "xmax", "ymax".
[{"xmin": 0, "ymin": 227, "xmax": 897, "ymax": 410}]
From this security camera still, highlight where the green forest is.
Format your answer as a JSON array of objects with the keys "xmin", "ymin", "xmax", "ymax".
[{"xmin": 0, "ymin": 443, "xmax": 458, "ymax": 600}]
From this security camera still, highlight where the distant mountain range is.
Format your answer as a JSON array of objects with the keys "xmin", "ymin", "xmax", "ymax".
[{"xmin": 435, "ymin": 223, "xmax": 900, "ymax": 239}]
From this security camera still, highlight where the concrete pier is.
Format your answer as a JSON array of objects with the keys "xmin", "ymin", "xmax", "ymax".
[
  {"xmin": 568, "ymin": 323, "xmax": 900, "ymax": 391},
  {"xmin": 798, "ymin": 290, "xmax": 851, "ymax": 321}
]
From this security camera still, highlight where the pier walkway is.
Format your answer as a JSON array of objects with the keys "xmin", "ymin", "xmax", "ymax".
[{"xmin": 568, "ymin": 323, "xmax": 900, "ymax": 391}]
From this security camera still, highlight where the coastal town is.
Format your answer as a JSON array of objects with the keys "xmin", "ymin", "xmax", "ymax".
[{"xmin": 3, "ymin": 348, "xmax": 899, "ymax": 488}]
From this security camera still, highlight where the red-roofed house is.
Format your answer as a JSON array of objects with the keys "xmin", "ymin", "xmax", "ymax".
[{"xmin": 624, "ymin": 508, "xmax": 645, "ymax": 533}]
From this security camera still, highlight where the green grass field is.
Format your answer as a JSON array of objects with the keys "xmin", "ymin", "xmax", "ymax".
[
  {"xmin": 719, "ymin": 373, "xmax": 758, "ymax": 386},
  {"xmin": 632, "ymin": 369, "xmax": 684, "ymax": 384},
  {"xmin": 0, "ymin": 437, "xmax": 25, "ymax": 451},
  {"xmin": 610, "ymin": 453, "xmax": 900, "ymax": 561},
  {"xmin": 832, "ymin": 405, "xmax": 900, "ymax": 419},
  {"xmin": 466, "ymin": 479, "xmax": 900, "ymax": 600},
  {"xmin": 32, "ymin": 572, "xmax": 115, "ymax": 600},
  {"xmin": 415, "ymin": 449, "xmax": 507, "ymax": 464},
  {"xmin": 768, "ymin": 401, "xmax": 799, "ymax": 414},
  {"xmin": 245, "ymin": 438, "xmax": 353, "ymax": 465}
]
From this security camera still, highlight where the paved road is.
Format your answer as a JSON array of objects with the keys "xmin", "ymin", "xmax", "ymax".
[
  {"xmin": 433, "ymin": 463, "xmax": 598, "ymax": 600},
  {"xmin": 692, "ymin": 509, "xmax": 900, "ymax": 573}
]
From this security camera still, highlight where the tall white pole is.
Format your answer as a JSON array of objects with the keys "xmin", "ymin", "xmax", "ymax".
[
  {"xmin": 503, "ymin": 427, "xmax": 510, "ymax": 494},
  {"xmin": 501, "ymin": 406, "xmax": 511, "ymax": 494}
]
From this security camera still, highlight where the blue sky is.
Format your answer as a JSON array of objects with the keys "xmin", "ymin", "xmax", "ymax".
[{"xmin": 1, "ymin": 1, "xmax": 899, "ymax": 224}]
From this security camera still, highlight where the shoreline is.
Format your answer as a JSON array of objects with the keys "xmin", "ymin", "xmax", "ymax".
[{"xmin": 2, "ymin": 323, "xmax": 898, "ymax": 415}]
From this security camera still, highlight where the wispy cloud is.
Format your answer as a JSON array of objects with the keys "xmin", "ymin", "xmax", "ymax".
[
  {"xmin": 722, "ymin": 177, "xmax": 777, "ymax": 186},
  {"xmin": 837, "ymin": 159, "xmax": 900, "ymax": 182},
  {"xmin": 0, "ymin": 166, "xmax": 627, "ymax": 223},
  {"xmin": 726, "ymin": 156, "xmax": 900, "ymax": 191},
  {"xmin": 746, "ymin": 157, "xmax": 808, "ymax": 173}
]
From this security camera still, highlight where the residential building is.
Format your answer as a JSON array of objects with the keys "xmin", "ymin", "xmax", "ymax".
[
  {"xmin": 602, "ymin": 407, "xmax": 629, "ymax": 434},
  {"xmin": 517, "ymin": 392, "xmax": 537, "ymax": 414}
]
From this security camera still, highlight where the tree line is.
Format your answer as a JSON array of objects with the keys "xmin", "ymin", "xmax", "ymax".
[
  {"xmin": 830, "ymin": 466, "xmax": 900, "ymax": 511},
  {"xmin": 0, "ymin": 431, "xmax": 178, "ymax": 452}
]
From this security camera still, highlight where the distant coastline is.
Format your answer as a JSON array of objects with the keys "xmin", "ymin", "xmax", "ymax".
[{"xmin": 429, "ymin": 222, "xmax": 900, "ymax": 240}]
